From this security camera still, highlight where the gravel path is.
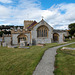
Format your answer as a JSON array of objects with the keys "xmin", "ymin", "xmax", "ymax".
[{"xmin": 33, "ymin": 42, "xmax": 75, "ymax": 75}]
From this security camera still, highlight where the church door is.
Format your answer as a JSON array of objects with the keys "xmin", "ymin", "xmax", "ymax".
[{"xmin": 53, "ymin": 33, "xmax": 59, "ymax": 42}]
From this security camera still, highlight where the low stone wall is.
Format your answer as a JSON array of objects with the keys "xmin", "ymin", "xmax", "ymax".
[
  {"xmin": 37, "ymin": 44, "xmax": 46, "ymax": 46},
  {"xmin": 0, "ymin": 42, "xmax": 1, "ymax": 46},
  {"xmin": 0, "ymin": 37, "xmax": 2, "ymax": 46}
]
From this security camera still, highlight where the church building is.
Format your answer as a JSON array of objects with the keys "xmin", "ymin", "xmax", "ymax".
[{"xmin": 2, "ymin": 19, "xmax": 69, "ymax": 46}]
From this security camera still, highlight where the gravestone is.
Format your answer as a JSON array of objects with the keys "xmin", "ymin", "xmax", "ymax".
[
  {"xmin": 19, "ymin": 41, "xmax": 29, "ymax": 48},
  {"xmin": 32, "ymin": 39, "xmax": 36, "ymax": 45},
  {"xmin": 20, "ymin": 41, "xmax": 27, "ymax": 47},
  {"xmin": 61, "ymin": 47, "xmax": 75, "ymax": 50},
  {"xmin": 69, "ymin": 37, "xmax": 71, "ymax": 40},
  {"xmin": 2, "ymin": 42, "xmax": 7, "ymax": 47},
  {"xmin": 72, "ymin": 36, "xmax": 74, "ymax": 39},
  {"xmin": 8, "ymin": 45, "xmax": 18, "ymax": 48}
]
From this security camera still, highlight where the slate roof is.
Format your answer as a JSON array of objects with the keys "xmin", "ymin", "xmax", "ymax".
[
  {"xmin": 53, "ymin": 29, "xmax": 67, "ymax": 33},
  {"xmin": 27, "ymin": 21, "xmax": 38, "ymax": 30}
]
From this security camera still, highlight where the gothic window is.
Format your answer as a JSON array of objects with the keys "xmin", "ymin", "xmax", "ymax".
[{"xmin": 37, "ymin": 25, "xmax": 49, "ymax": 37}]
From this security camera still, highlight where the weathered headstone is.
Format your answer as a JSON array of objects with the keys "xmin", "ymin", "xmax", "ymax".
[
  {"xmin": 61, "ymin": 47, "xmax": 75, "ymax": 50},
  {"xmin": 2, "ymin": 42, "xmax": 7, "ymax": 47},
  {"xmin": 19, "ymin": 41, "xmax": 29, "ymax": 48},
  {"xmin": 20, "ymin": 41, "xmax": 26, "ymax": 47},
  {"xmin": 8, "ymin": 45, "xmax": 18, "ymax": 48},
  {"xmin": 69, "ymin": 37, "xmax": 71, "ymax": 40},
  {"xmin": 72, "ymin": 36, "xmax": 74, "ymax": 39}
]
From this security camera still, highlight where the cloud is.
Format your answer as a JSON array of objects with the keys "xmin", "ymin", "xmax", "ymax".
[
  {"xmin": 0, "ymin": 0, "xmax": 12, "ymax": 3},
  {"xmin": 0, "ymin": 0, "xmax": 75, "ymax": 30},
  {"xmin": 0, "ymin": 0, "xmax": 42, "ymax": 25},
  {"xmin": 17, "ymin": 0, "xmax": 41, "ymax": 9},
  {"xmin": 0, "ymin": 5, "xmax": 12, "ymax": 25},
  {"xmin": 44, "ymin": 3, "xmax": 75, "ymax": 29}
]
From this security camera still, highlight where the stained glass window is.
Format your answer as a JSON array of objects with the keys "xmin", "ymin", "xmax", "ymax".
[{"xmin": 37, "ymin": 25, "xmax": 48, "ymax": 37}]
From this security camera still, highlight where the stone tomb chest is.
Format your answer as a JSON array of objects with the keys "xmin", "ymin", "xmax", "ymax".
[
  {"xmin": 2, "ymin": 42, "xmax": 7, "ymax": 47},
  {"xmin": 20, "ymin": 41, "xmax": 27, "ymax": 47}
]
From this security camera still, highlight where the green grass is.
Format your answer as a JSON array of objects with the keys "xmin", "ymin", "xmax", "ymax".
[
  {"xmin": 0, "ymin": 43, "xmax": 64, "ymax": 75},
  {"xmin": 54, "ymin": 43, "xmax": 75, "ymax": 75},
  {"xmin": 64, "ymin": 38, "xmax": 75, "ymax": 43},
  {"xmin": 65, "ymin": 43, "xmax": 75, "ymax": 48}
]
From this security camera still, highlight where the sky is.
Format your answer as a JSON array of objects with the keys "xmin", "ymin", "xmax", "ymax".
[{"xmin": 0, "ymin": 0, "xmax": 75, "ymax": 29}]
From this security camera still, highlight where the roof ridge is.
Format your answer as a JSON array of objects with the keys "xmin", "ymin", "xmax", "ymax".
[{"xmin": 27, "ymin": 21, "xmax": 37, "ymax": 29}]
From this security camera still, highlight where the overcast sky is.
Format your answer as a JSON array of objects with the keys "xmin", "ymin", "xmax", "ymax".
[{"xmin": 0, "ymin": 0, "xmax": 75, "ymax": 29}]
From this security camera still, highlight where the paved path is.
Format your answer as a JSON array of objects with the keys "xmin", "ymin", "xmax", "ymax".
[{"xmin": 33, "ymin": 42, "xmax": 75, "ymax": 75}]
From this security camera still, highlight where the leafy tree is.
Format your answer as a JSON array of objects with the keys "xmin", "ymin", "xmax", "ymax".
[
  {"xmin": 0, "ymin": 31, "xmax": 3, "ymax": 37},
  {"xmin": 0, "ymin": 31, "xmax": 11, "ymax": 37},
  {"xmin": 68, "ymin": 23, "xmax": 75, "ymax": 35}
]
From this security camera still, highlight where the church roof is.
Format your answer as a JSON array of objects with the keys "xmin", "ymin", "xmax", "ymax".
[
  {"xmin": 27, "ymin": 21, "xmax": 38, "ymax": 30},
  {"xmin": 53, "ymin": 29, "xmax": 67, "ymax": 33},
  {"xmin": 24, "ymin": 19, "xmax": 53, "ymax": 30}
]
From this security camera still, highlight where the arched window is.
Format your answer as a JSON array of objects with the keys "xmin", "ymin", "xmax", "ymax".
[{"xmin": 37, "ymin": 25, "xmax": 49, "ymax": 37}]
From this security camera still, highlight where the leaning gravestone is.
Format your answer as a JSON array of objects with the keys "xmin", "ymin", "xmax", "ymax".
[{"xmin": 2, "ymin": 42, "xmax": 7, "ymax": 47}]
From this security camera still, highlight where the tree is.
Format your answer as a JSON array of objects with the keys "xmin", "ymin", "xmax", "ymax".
[
  {"xmin": 68, "ymin": 23, "xmax": 75, "ymax": 35},
  {"xmin": 0, "ymin": 31, "xmax": 3, "ymax": 37}
]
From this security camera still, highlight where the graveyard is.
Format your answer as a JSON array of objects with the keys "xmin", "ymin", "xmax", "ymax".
[
  {"xmin": 0, "ymin": 37, "xmax": 75, "ymax": 75},
  {"xmin": 0, "ymin": 42, "xmax": 66, "ymax": 75},
  {"xmin": 54, "ymin": 43, "xmax": 75, "ymax": 75},
  {"xmin": 0, "ymin": 0, "xmax": 75, "ymax": 75}
]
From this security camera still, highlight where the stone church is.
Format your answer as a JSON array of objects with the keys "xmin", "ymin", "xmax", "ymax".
[{"xmin": 2, "ymin": 19, "xmax": 68, "ymax": 46}]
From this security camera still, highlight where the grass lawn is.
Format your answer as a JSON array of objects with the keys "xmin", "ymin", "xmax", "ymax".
[
  {"xmin": 65, "ymin": 43, "xmax": 75, "ymax": 48},
  {"xmin": 0, "ymin": 43, "xmax": 64, "ymax": 75},
  {"xmin": 64, "ymin": 38, "xmax": 75, "ymax": 43},
  {"xmin": 54, "ymin": 43, "xmax": 75, "ymax": 75}
]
